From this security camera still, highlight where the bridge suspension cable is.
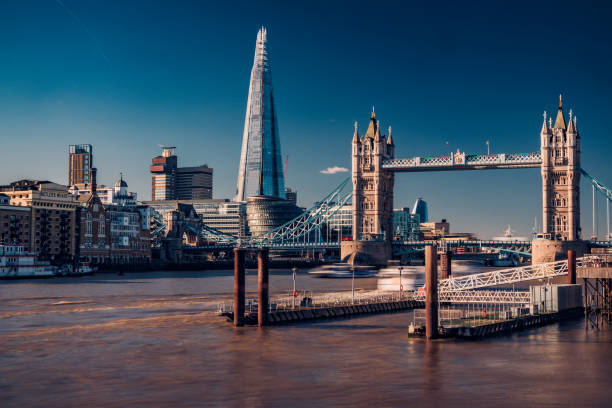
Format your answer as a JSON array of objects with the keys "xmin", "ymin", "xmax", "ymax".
[
  {"xmin": 250, "ymin": 177, "xmax": 352, "ymax": 246},
  {"xmin": 581, "ymin": 168, "xmax": 612, "ymax": 240},
  {"xmin": 153, "ymin": 177, "xmax": 353, "ymax": 248}
]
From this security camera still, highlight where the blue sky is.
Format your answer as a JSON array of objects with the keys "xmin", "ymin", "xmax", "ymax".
[{"xmin": 1, "ymin": 0, "xmax": 611, "ymax": 239}]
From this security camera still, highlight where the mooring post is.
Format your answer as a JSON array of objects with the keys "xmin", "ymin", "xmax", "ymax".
[
  {"xmin": 568, "ymin": 249, "xmax": 576, "ymax": 285},
  {"xmin": 425, "ymin": 245, "xmax": 438, "ymax": 340},
  {"xmin": 257, "ymin": 248, "xmax": 269, "ymax": 327},
  {"xmin": 233, "ymin": 248, "xmax": 246, "ymax": 327},
  {"xmin": 439, "ymin": 251, "xmax": 452, "ymax": 280}
]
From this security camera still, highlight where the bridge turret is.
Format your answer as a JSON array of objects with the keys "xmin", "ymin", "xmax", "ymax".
[
  {"xmin": 540, "ymin": 111, "xmax": 552, "ymax": 148},
  {"xmin": 386, "ymin": 126, "xmax": 394, "ymax": 158}
]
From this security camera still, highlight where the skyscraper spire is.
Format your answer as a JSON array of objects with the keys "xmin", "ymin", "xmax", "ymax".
[{"xmin": 235, "ymin": 28, "xmax": 285, "ymax": 202}]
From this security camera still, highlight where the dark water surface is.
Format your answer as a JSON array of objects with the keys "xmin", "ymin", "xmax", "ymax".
[{"xmin": 1, "ymin": 270, "xmax": 611, "ymax": 407}]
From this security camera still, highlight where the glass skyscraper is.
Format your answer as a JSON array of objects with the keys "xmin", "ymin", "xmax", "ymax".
[{"xmin": 235, "ymin": 27, "xmax": 285, "ymax": 202}]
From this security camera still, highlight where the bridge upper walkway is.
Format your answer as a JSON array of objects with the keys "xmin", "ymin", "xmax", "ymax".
[{"xmin": 383, "ymin": 152, "xmax": 542, "ymax": 172}]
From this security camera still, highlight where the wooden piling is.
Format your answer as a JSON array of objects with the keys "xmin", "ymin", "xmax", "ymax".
[
  {"xmin": 258, "ymin": 248, "xmax": 269, "ymax": 327},
  {"xmin": 568, "ymin": 249, "xmax": 576, "ymax": 284},
  {"xmin": 425, "ymin": 245, "xmax": 438, "ymax": 340},
  {"xmin": 233, "ymin": 248, "xmax": 246, "ymax": 327}
]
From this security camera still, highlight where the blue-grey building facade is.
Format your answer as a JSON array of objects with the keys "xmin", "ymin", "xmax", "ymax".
[{"xmin": 235, "ymin": 27, "xmax": 285, "ymax": 202}]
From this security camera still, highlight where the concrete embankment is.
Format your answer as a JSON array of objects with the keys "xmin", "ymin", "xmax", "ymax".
[{"xmin": 95, "ymin": 259, "xmax": 324, "ymax": 274}]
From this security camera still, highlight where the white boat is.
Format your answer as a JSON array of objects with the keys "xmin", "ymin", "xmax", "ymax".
[
  {"xmin": 56, "ymin": 262, "xmax": 97, "ymax": 277},
  {"xmin": 0, "ymin": 245, "xmax": 57, "ymax": 278},
  {"xmin": 377, "ymin": 265, "xmax": 425, "ymax": 291},
  {"xmin": 483, "ymin": 253, "xmax": 519, "ymax": 267},
  {"xmin": 492, "ymin": 225, "xmax": 529, "ymax": 242},
  {"xmin": 308, "ymin": 263, "xmax": 378, "ymax": 278}
]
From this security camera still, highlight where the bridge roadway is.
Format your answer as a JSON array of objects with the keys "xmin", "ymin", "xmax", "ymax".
[
  {"xmin": 182, "ymin": 240, "xmax": 537, "ymax": 252},
  {"xmin": 383, "ymin": 152, "xmax": 542, "ymax": 172},
  {"xmin": 182, "ymin": 240, "xmax": 612, "ymax": 255}
]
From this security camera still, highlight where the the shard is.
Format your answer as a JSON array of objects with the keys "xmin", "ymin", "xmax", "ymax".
[{"xmin": 235, "ymin": 27, "xmax": 285, "ymax": 202}]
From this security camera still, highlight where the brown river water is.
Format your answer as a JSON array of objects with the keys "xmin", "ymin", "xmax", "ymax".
[{"xmin": 1, "ymin": 268, "xmax": 611, "ymax": 407}]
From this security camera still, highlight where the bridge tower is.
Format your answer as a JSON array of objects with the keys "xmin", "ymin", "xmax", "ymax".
[
  {"xmin": 342, "ymin": 108, "xmax": 395, "ymax": 265},
  {"xmin": 540, "ymin": 95, "xmax": 581, "ymax": 240},
  {"xmin": 534, "ymin": 96, "xmax": 587, "ymax": 264}
]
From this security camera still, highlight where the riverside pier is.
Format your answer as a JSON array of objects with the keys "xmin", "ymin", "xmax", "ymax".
[{"xmin": 220, "ymin": 244, "xmax": 612, "ymax": 338}]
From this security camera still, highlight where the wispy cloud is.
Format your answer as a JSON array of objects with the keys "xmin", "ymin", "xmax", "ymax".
[
  {"xmin": 55, "ymin": 0, "xmax": 109, "ymax": 63},
  {"xmin": 320, "ymin": 166, "xmax": 349, "ymax": 175}
]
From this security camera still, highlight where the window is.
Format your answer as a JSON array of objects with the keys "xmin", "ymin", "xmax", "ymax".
[{"xmin": 99, "ymin": 215, "xmax": 105, "ymax": 236}]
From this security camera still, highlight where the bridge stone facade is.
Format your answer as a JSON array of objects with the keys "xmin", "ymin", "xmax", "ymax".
[
  {"xmin": 341, "ymin": 109, "xmax": 395, "ymax": 264},
  {"xmin": 541, "ymin": 96, "xmax": 581, "ymax": 241}
]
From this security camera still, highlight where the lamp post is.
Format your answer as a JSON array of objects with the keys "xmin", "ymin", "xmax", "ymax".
[
  {"xmin": 399, "ymin": 266, "xmax": 403, "ymax": 299},
  {"xmin": 291, "ymin": 266, "xmax": 297, "ymax": 309},
  {"xmin": 351, "ymin": 266, "xmax": 355, "ymax": 305}
]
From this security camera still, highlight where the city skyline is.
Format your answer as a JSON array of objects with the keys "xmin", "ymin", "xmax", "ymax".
[{"xmin": 2, "ymin": 1, "xmax": 612, "ymax": 239}]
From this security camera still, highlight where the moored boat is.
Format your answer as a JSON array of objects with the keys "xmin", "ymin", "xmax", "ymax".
[{"xmin": 0, "ymin": 245, "xmax": 57, "ymax": 279}]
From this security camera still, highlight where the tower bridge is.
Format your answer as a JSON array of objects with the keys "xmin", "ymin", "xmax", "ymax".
[
  {"xmin": 152, "ymin": 97, "xmax": 612, "ymax": 263},
  {"xmin": 343, "ymin": 97, "xmax": 592, "ymax": 265}
]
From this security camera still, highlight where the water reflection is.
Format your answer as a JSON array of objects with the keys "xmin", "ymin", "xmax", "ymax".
[
  {"xmin": 1, "ymin": 271, "xmax": 612, "ymax": 407},
  {"xmin": 423, "ymin": 340, "xmax": 440, "ymax": 392}
]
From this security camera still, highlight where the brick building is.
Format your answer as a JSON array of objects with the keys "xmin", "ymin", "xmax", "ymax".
[
  {"xmin": 77, "ymin": 193, "xmax": 110, "ymax": 264},
  {"xmin": 0, "ymin": 193, "xmax": 31, "ymax": 248},
  {"xmin": 0, "ymin": 180, "xmax": 78, "ymax": 262},
  {"xmin": 76, "ymin": 194, "xmax": 151, "ymax": 265}
]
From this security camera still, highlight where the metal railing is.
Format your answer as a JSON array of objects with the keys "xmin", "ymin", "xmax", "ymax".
[{"xmin": 438, "ymin": 256, "xmax": 598, "ymax": 293}]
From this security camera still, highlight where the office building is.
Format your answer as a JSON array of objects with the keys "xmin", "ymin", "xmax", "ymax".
[
  {"xmin": 177, "ymin": 166, "xmax": 213, "ymax": 200},
  {"xmin": 285, "ymin": 188, "xmax": 297, "ymax": 205},
  {"xmin": 77, "ymin": 193, "xmax": 151, "ymax": 265},
  {"xmin": 150, "ymin": 146, "xmax": 178, "ymax": 200},
  {"xmin": 420, "ymin": 220, "xmax": 450, "ymax": 240},
  {"xmin": 72, "ymin": 174, "xmax": 138, "ymax": 207},
  {"xmin": 393, "ymin": 208, "xmax": 421, "ymax": 241},
  {"xmin": 246, "ymin": 196, "xmax": 301, "ymax": 236},
  {"xmin": 144, "ymin": 199, "xmax": 248, "ymax": 237},
  {"xmin": 107, "ymin": 205, "xmax": 151, "ymax": 264},
  {"xmin": 235, "ymin": 27, "xmax": 285, "ymax": 201},
  {"xmin": 411, "ymin": 198, "xmax": 428, "ymax": 223},
  {"xmin": 68, "ymin": 144, "xmax": 97, "ymax": 191},
  {"xmin": 150, "ymin": 147, "xmax": 213, "ymax": 201}
]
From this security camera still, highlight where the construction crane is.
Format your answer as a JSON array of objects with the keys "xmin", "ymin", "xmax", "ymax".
[{"xmin": 284, "ymin": 154, "xmax": 289, "ymax": 180}]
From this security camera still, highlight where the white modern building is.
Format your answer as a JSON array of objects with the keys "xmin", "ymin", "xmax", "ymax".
[{"xmin": 144, "ymin": 199, "xmax": 248, "ymax": 237}]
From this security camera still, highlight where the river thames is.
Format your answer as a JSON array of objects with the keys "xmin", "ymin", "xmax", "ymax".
[{"xmin": 1, "ymin": 269, "xmax": 611, "ymax": 407}]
